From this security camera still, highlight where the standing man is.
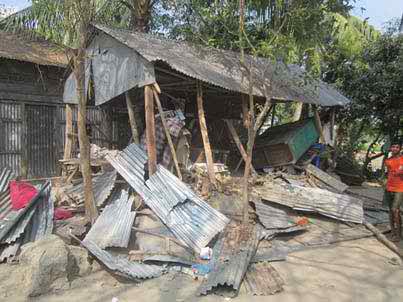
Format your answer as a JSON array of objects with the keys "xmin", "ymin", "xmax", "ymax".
[{"xmin": 384, "ymin": 140, "xmax": 403, "ymax": 241}]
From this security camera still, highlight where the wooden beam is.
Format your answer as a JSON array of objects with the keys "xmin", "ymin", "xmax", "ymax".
[
  {"xmin": 196, "ymin": 81, "xmax": 216, "ymax": 187},
  {"xmin": 225, "ymin": 119, "xmax": 257, "ymax": 174},
  {"xmin": 145, "ymin": 85, "xmax": 157, "ymax": 175},
  {"xmin": 125, "ymin": 91, "xmax": 140, "ymax": 144},
  {"xmin": 305, "ymin": 163, "xmax": 348, "ymax": 193},
  {"xmin": 152, "ymin": 87, "xmax": 182, "ymax": 180},
  {"xmin": 63, "ymin": 104, "xmax": 74, "ymax": 160},
  {"xmin": 313, "ymin": 106, "xmax": 325, "ymax": 143}
]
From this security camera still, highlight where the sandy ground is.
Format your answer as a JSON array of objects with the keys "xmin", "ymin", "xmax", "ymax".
[{"xmin": 1, "ymin": 236, "xmax": 403, "ymax": 302}]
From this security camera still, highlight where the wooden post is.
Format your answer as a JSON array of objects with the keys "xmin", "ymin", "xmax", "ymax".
[
  {"xmin": 145, "ymin": 85, "xmax": 157, "ymax": 175},
  {"xmin": 313, "ymin": 106, "xmax": 325, "ymax": 143},
  {"xmin": 292, "ymin": 102, "xmax": 303, "ymax": 122},
  {"xmin": 225, "ymin": 119, "xmax": 256, "ymax": 174},
  {"xmin": 271, "ymin": 104, "xmax": 276, "ymax": 127},
  {"xmin": 152, "ymin": 87, "xmax": 182, "ymax": 180},
  {"xmin": 196, "ymin": 81, "xmax": 216, "ymax": 187},
  {"xmin": 125, "ymin": 91, "xmax": 140, "ymax": 144},
  {"xmin": 63, "ymin": 104, "xmax": 74, "ymax": 160}
]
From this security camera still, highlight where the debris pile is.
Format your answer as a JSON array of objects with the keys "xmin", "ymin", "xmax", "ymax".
[{"xmin": 0, "ymin": 141, "xmax": 392, "ymax": 299}]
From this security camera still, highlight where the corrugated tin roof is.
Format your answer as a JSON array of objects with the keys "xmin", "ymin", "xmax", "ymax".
[
  {"xmin": 63, "ymin": 170, "xmax": 117, "ymax": 207},
  {"xmin": 0, "ymin": 31, "xmax": 68, "ymax": 67},
  {"xmin": 81, "ymin": 239, "xmax": 165, "ymax": 279},
  {"xmin": 84, "ymin": 190, "xmax": 135, "ymax": 249},
  {"xmin": 0, "ymin": 167, "xmax": 14, "ymax": 193},
  {"xmin": 255, "ymin": 183, "xmax": 364, "ymax": 223},
  {"xmin": 254, "ymin": 201, "xmax": 297, "ymax": 229},
  {"xmin": 243, "ymin": 262, "xmax": 284, "ymax": 296},
  {"xmin": 93, "ymin": 24, "xmax": 350, "ymax": 107},
  {"xmin": 198, "ymin": 223, "xmax": 259, "ymax": 297},
  {"xmin": 106, "ymin": 144, "xmax": 229, "ymax": 253}
]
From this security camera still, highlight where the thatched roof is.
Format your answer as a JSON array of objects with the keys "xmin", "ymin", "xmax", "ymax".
[{"xmin": 0, "ymin": 31, "xmax": 69, "ymax": 67}]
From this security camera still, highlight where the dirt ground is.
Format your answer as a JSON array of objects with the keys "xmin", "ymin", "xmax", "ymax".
[{"xmin": 1, "ymin": 236, "xmax": 403, "ymax": 302}]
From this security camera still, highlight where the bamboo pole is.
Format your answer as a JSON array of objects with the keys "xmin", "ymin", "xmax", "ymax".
[
  {"xmin": 364, "ymin": 222, "xmax": 402, "ymax": 258},
  {"xmin": 225, "ymin": 119, "xmax": 257, "ymax": 174},
  {"xmin": 152, "ymin": 87, "xmax": 182, "ymax": 180},
  {"xmin": 313, "ymin": 106, "xmax": 325, "ymax": 143},
  {"xmin": 125, "ymin": 91, "xmax": 140, "ymax": 144},
  {"xmin": 145, "ymin": 85, "xmax": 157, "ymax": 175},
  {"xmin": 196, "ymin": 80, "xmax": 216, "ymax": 187},
  {"xmin": 63, "ymin": 104, "xmax": 74, "ymax": 160}
]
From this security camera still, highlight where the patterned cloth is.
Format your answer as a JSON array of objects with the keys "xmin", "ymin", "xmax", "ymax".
[{"xmin": 140, "ymin": 116, "xmax": 187, "ymax": 168}]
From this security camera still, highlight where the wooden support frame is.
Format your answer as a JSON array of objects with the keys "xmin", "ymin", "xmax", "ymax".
[
  {"xmin": 145, "ymin": 85, "xmax": 157, "ymax": 175},
  {"xmin": 125, "ymin": 91, "xmax": 140, "ymax": 144},
  {"xmin": 225, "ymin": 119, "xmax": 257, "ymax": 174},
  {"xmin": 152, "ymin": 86, "xmax": 182, "ymax": 180},
  {"xmin": 196, "ymin": 80, "xmax": 216, "ymax": 187},
  {"xmin": 313, "ymin": 106, "xmax": 325, "ymax": 143}
]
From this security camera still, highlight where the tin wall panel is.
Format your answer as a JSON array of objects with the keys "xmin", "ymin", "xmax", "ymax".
[{"xmin": 0, "ymin": 102, "xmax": 22, "ymax": 175}]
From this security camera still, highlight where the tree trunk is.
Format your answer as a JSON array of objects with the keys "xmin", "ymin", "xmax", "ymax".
[
  {"xmin": 127, "ymin": 0, "xmax": 152, "ymax": 33},
  {"xmin": 74, "ymin": 18, "xmax": 98, "ymax": 224}
]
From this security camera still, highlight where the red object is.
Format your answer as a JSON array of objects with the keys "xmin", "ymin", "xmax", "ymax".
[
  {"xmin": 54, "ymin": 208, "xmax": 73, "ymax": 220},
  {"xmin": 385, "ymin": 156, "xmax": 403, "ymax": 192},
  {"xmin": 296, "ymin": 217, "xmax": 309, "ymax": 226},
  {"xmin": 9, "ymin": 180, "xmax": 38, "ymax": 210}
]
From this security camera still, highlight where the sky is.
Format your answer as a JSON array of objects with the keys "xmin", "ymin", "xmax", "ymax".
[{"xmin": 1, "ymin": 0, "xmax": 403, "ymax": 30}]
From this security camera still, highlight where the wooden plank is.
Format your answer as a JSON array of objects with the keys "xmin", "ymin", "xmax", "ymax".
[
  {"xmin": 125, "ymin": 91, "xmax": 140, "ymax": 144},
  {"xmin": 145, "ymin": 85, "xmax": 157, "ymax": 175},
  {"xmin": 313, "ymin": 107, "xmax": 325, "ymax": 143},
  {"xmin": 196, "ymin": 81, "xmax": 216, "ymax": 187},
  {"xmin": 152, "ymin": 87, "xmax": 182, "ymax": 180},
  {"xmin": 305, "ymin": 164, "xmax": 348, "ymax": 193},
  {"xmin": 63, "ymin": 104, "xmax": 74, "ymax": 160},
  {"xmin": 225, "ymin": 119, "xmax": 256, "ymax": 174}
]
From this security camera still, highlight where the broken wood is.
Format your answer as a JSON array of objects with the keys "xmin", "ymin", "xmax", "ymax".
[
  {"xmin": 225, "ymin": 119, "xmax": 257, "ymax": 174},
  {"xmin": 152, "ymin": 87, "xmax": 182, "ymax": 180},
  {"xmin": 125, "ymin": 91, "xmax": 140, "ymax": 144},
  {"xmin": 363, "ymin": 221, "xmax": 402, "ymax": 258},
  {"xmin": 313, "ymin": 106, "xmax": 325, "ymax": 143},
  {"xmin": 196, "ymin": 80, "xmax": 216, "ymax": 187},
  {"xmin": 305, "ymin": 164, "xmax": 348, "ymax": 193},
  {"xmin": 144, "ymin": 85, "xmax": 157, "ymax": 175}
]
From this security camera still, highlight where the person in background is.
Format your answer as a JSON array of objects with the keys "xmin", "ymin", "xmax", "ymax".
[{"xmin": 384, "ymin": 140, "xmax": 403, "ymax": 241}]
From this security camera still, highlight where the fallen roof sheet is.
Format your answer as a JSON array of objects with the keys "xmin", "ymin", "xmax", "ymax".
[
  {"xmin": 93, "ymin": 24, "xmax": 350, "ymax": 107},
  {"xmin": 106, "ymin": 144, "xmax": 229, "ymax": 252},
  {"xmin": 63, "ymin": 170, "xmax": 117, "ymax": 207},
  {"xmin": 257, "ymin": 224, "xmax": 306, "ymax": 240},
  {"xmin": 0, "ymin": 168, "xmax": 14, "ymax": 193},
  {"xmin": 305, "ymin": 164, "xmax": 348, "ymax": 193},
  {"xmin": 0, "ymin": 31, "xmax": 68, "ymax": 67},
  {"xmin": 254, "ymin": 201, "xmax": 297, "ymax": 229},
  {"xmin": 243, "ymin": 262, "xmax": 284, "ymax": 296},
  {"xmin": 198, "ymin": 223, "xmax": 259, "ymax": 297},
  {"xmin": 143, "ymin": 254, "xmax": 193, "ymax": 266},
  {"xmin": 255, "ymin": 184, "xmax": 364, "ymax": 224},
  {"xmin": 84, "ymin": 190, "xmax": 135, "ymax": 249},
  {"xmin": 81, "ymin": 239, "xmax": 164, "ymax": 279}
]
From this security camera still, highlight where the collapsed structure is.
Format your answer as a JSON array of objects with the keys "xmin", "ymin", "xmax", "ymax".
[{"xmin": 1, "ymin": 25, "xmax": 393, "ymax": 299}]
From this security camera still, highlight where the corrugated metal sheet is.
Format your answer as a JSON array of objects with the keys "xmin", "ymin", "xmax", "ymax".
[
  {"xmin": 0, "ymin": 102, "xmax": 22, "ymax": 175},
  {"xmin": 106, "ymin": 143, "xmax": 229, "ymax": 252},
  {"xmin": 84, "ymin": 190, "xmax": 135, "ymax": 249},
  {"xmin": 93, "ymin": 24, "xmax": 350, "ymax": 107},
  {"xmin": 198, "ymin": 223, "xmax": 259, "ymax": 297},
  {"xmin": 81, "ymin": 239, "xmax": 164, "ymax": 279},
  {"xmin": 0, "ymin": 239, "xmax": 21, "ymax": 262},
  {"xmin": 258, "ymin": 224, "xmax": 306, "ymax": 240},
  {"xmin": 254, "ymin": 201, "xmax": 296, "ymax": 229},
  {"xmin": 252, "ymin": 243, "xmax": 289, "ymax": 263},
  {"xmin": 63, "ymin": 170, "xmax": 117, "ymax": 207},
  {"xmin": 0, "ymin": 190, "xmax": 12, "ymax": 220},
  {"xmin": 243, "ymin": 262, "xmax": 284, "ymax": 295},
  {"xmin": 0, "ymin": 181, "xmax": 53, "ymax": 244},
  {"xmin": 0, "ymin": 167, "xmax": 14, "ymax": 193},
  {"xmin": 143, "ymin": 255, "xmax": 193, "ymax": 266},
  {"xmin": 256, "ymin": 184, "xmax": 364, "ymax": 223}
]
